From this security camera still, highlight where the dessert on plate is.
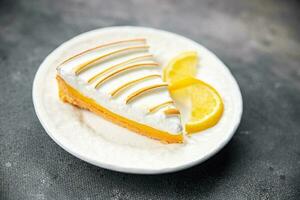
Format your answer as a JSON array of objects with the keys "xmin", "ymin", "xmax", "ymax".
[
  {"xmin": 56, "ymin": 38, "xmax": 183, "ymax": 143},
  {"xmin": 56, "ymin": 38, "xmax": 223, "ymax": 143}
]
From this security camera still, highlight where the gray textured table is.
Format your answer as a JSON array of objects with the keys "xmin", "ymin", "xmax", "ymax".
[{"xmin": 1, "ymin": 0, "xmax": 299, "ymax": 199}]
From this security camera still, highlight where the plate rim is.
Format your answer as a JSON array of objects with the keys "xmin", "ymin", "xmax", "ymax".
[{"xmin": 32, "ymin": 26, "xmax": 243, "ymax": 174}]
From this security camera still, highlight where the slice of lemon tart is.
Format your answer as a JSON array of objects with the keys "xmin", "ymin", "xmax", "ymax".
[{"xmin": 56, "ymin": 38, "xmax": 183, "ymax": 143}]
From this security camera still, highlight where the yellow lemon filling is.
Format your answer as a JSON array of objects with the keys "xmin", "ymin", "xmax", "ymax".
[{"xmin": 57, "ymin": 76, "xmax": 183, "ymax": 143}]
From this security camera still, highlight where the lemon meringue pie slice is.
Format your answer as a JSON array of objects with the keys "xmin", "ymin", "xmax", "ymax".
[{"xmin": 56, "ymin": 38, "xmax": 183, "ymax": 143}]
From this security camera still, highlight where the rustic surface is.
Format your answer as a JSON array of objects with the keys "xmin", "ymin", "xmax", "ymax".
[{"xmin": 0, "ymin": 0, "xmax": 299, "ymax": 199}]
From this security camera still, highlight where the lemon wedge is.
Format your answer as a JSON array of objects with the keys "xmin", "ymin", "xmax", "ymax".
[
  {"xmin": 169, "ymin": 77, "xmax": 223, "ymax": 134},
  {"xmin": 163, "ymin": 51, "xmax": 198, "ymax": 83}
]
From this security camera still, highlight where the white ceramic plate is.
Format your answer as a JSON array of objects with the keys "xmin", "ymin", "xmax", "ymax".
[{"xmin": 33, "ymin": 26, "xmax": 242, "ymax": 174}]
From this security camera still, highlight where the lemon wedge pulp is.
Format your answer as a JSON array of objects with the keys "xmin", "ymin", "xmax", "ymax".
[
  {"xmin": 163, "ymin": 51, "xmax": 223, "ymax": 134},
  {"xmin": 163, "ymin": 51, "xmax": 198, "ymax": 83},
  {"xmin": 169, "ymin": 78, "xmax": 223, "ymax": 133}
]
